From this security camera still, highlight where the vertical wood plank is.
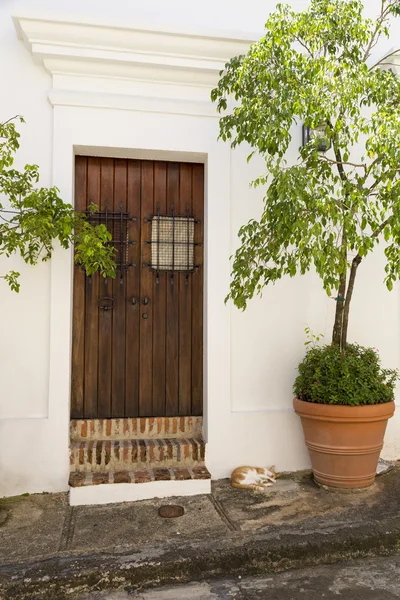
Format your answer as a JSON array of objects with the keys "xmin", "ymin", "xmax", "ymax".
[
  {"xmin": 125, "ymin": 160, "xmax": 141, "ymax": 417},
  {"xmin": 152, "ymin": 162, "xmax": 167, "ymax": 416},
  {"xmin": 165, "ymin": 163, "xmax": 180, "ymax": 416},
  {"xmin": 84, "ymin": 157, "xmax": 101, "ymax": 418},
  {"xmin": 111, "ymin": 159, "xmax": 127, "ymax": 417},
  {"xmin": 97, "ymin": 158, "xmax": 114, "ymax": 418},
  {"xmin": 71, "ymin": 156, "xmax": 87, "ymax": 418},
  {"xmin": 191, "ymin": 164, "xmax": 204, "ymax": 416},
  {"xmin": 74, "ymin": 157, "xmax": 204, "ymax": 420},
  {"xmin": 178, "ymin": 163, "xmax": 192, "ymax": 415},
  {"xmin": 139, "ymin": 161, "xmax": 154, "ymax": 416}
]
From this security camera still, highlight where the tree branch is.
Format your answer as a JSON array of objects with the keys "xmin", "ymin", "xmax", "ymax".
[
  {"xmin": 369, "ymin": 48, "xmax": 400, "ymax": 71},
  {"xmin": 363, "ymin": 0, "xmax": 392, "ymax": 63},
  {"xmin": 366, "ymin": 156, "xmax": 381, "ymax": 176},
  {"xmin": 326, "ymin": 119, "xmax": 349, "ymax": 184},
  {"xmin": 0, "ymin": 115, "xmax": 22, "ymax": 129},
  {"xmin": 319, "ymin": 155, "xmax": 366, "ymax": 170},
  {"xmin": 293, "ymin": 34, "xmax": 313, "ymax": 57},
  {"xmin": 370, "ymin": 216, "xmax": 392, "ymax": 239}
]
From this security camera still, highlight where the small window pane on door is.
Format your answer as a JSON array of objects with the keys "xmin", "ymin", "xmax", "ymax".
[{"xmin": 151, "ymin": 215, "xmax": 195, "ymax": 272}]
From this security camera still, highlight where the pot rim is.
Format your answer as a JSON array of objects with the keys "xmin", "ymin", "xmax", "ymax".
[{"xmin": 293, "ymin": 397, "xmax": 395, "ymax": 422}]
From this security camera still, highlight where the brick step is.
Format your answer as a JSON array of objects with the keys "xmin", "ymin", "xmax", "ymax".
[
  {"xmin": 69, "ymin": 465, "xmax": 211, "ymax": 487},
  {"xmin": 71, "ymin": 416, "xmax": 203, "ymax": 441},
  {"xmin": 70, "ymin": 437, "xmax": 205, "ymax": 472}
]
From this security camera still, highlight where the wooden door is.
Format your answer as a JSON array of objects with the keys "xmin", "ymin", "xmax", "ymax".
[{"xmin": 71, "ymin": 157, "xmax": 204, "ymax": 419}]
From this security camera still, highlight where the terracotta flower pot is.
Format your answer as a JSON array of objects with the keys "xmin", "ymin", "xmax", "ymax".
[{"xmin": 293, "ymin": 398, "xmax": 395, "ymax": 489}]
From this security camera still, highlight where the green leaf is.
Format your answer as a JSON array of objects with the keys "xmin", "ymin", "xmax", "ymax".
[{"xmin": 0, "ymin": 117, "xmax": 117, "ymax": 290}]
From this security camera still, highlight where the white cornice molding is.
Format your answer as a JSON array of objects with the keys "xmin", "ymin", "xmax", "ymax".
[
  {"xmin": 13, "ymin": 16, "xmax": 255, "ymax": 89},
  {"xmin": 12, "ymin": 12, "xmax": 260, "ymax": 44},
  {"xmin": 48, "ymin": 89, "xmax": 220, "ymax": 118}
]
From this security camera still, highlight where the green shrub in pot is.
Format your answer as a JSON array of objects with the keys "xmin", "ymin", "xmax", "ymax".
[{"xmin": 294, "ymin": 343, "xmax": 398, "ymax": 406}]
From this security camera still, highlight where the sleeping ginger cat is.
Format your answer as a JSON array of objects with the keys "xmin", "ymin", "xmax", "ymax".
[{"xmin": 231, "ymin": 465, "xmax": 277, "ymax": 492}]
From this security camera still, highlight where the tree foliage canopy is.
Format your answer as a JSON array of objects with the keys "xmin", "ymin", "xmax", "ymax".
[
  {"xmin": 0, "ymin": 117, "xmax": 116, "ymax": 291},
  {"xmin": 212, "ymin": 0, "xmax": 400, "ymax": 346}
]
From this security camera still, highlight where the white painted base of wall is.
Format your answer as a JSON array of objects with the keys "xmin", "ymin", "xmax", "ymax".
[{"xmin": 69, "ymin": 479, "xmax": 211, "ymax": 506}]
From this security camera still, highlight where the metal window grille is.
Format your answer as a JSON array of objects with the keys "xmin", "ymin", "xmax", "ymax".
[
  {"xmin": 144, "ymin": 204, "xmax": 200, "ymax": 281},
  {"xmin": 85, "ymin": 201, "xmax": 136, "ymax": 279}
]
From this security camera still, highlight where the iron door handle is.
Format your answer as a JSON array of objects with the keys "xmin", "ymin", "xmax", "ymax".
[
  {"xmin": 98, "ymin": 297, "xmax": 115, "ymax": 311},
  {"xmin": 129, "ymin": 297, "xmax": 138, "ymax": 306},
  {"xmin": 142, "ymin": 297, "xmax": 150, "ymax": 305}
]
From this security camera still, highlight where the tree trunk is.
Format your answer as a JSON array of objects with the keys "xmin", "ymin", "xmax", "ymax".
[
  {"xmin": 342, "ymin": 254, "xmax": 362, "ymax": 348},
  {"xmin": 332, "ymin": 272, "xmax": 347, "ymax": 348},
  {"xmin": 332, "ymin": 226, "xmax": 348, "ymax": 348}
]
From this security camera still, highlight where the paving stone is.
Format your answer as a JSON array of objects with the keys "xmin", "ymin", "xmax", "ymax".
[
  {"xmin": 0, "ymin": 493, "xmax": 68, "ymax": 565},
  {"xmin": 68, "ymin": 494, "xmax": 228, "ymax": 553}
]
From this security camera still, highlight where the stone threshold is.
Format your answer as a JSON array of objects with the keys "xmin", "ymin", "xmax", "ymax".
[
  {"xmin": 69, "ymin": 466, "xmax": 211, "ymax": 505},
  {"xmin": 69, "ymin": 465, "xmax": 211, "ymax": 487}
]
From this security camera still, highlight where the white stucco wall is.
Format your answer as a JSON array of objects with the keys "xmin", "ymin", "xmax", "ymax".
[{"xmin": 1, "ymin": 0, "xmax": 400, "ymax": 497}]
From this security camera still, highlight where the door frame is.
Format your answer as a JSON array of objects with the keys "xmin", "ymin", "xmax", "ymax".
[{"xmin": 48, "ymin": 105, "xmax": 232, "ymax": 483}]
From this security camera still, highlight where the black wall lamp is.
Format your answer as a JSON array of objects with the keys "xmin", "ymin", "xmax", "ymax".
[{"xmin": 302, "ymin": 124, "xmax": 331, "ymax": 152}]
